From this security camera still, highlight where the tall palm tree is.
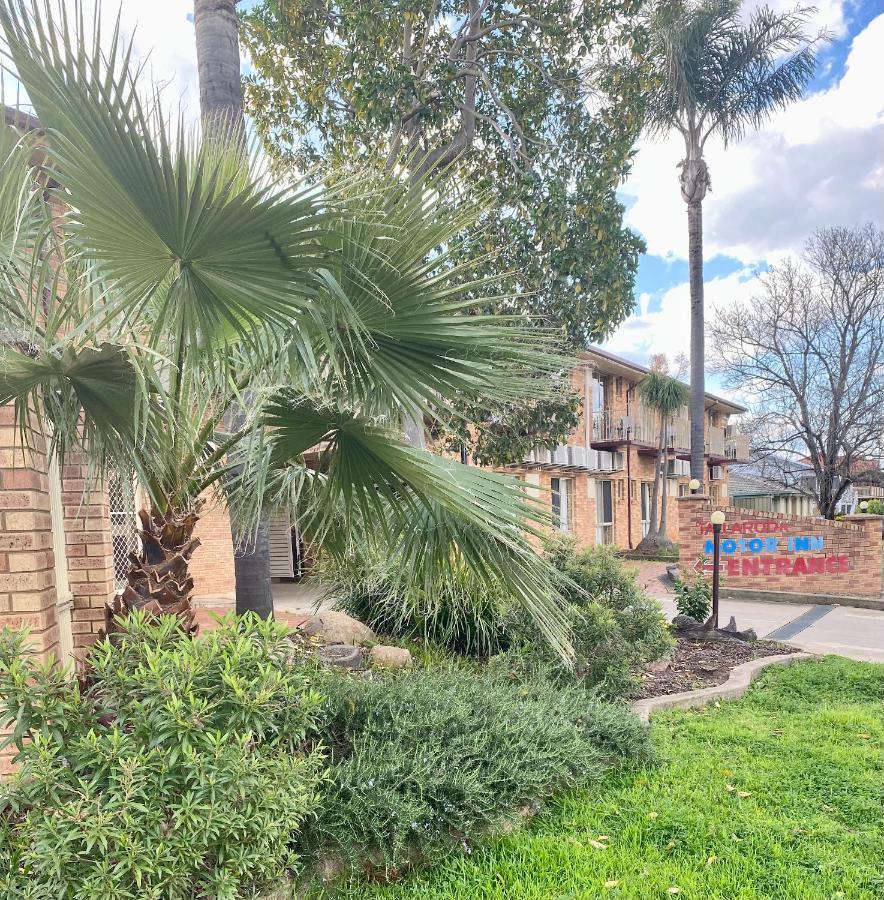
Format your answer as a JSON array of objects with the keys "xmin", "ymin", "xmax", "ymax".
[
  {"xmin": 193, "ymin": 0, "xmax": 273, "ymax": 618},
  {"xmin": 635, "ymin": 371, "xmax": 689, "ymax": 552},
  {"xmin": 643, "ymin": 0, "xmax": 821, "ymax": 487},
  {"xmin": 0, "ymin": 1, "xmax": 573, "ymax": 658}
]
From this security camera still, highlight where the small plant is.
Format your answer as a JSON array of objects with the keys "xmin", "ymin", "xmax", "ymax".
[
  {"xmin": 301, "ymin": 665, "xmax": 651, "ymax": 877},
  {"xmin": 673, "ymin": 566, "xmax": 712, "ymax": 621},
  {"xmin": 0, "ymin": 613, "xmax": 325, "ymax": 899},
  {"xmin": 865, "ymin": 499, "xmax": 883, "ymax": 515}
]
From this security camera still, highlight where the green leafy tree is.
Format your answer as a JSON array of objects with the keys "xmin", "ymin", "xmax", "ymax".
[
  {"xmin": 635, "ymin": 364, "xmax": 689, "ymax": 552},
  {"xmin": 642, "ymin": 0, "xmax": 822, "ymax": 487},
  {"xmin": 241, "ymin": 0, "xmax": 648, "ymax": 462},
  {"xmin": 0, "ymin": 1, "xmax": 573, "ymax": 657}
]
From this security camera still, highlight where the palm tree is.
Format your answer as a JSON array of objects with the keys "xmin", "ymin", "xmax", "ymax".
[
  {"xmin": 635, "ymin": 371, "xmax": 689, "ymax": 552},
  {"xmin": 192, "ymin": 0, "xmax": 274, "ymax": 618},
  {"xmin": 0, "ymin": 1, "xmax": 573, "ymax": 658},
  {"xmin": 643, "ymin": 0, "xmax": 821, "ymax": 488}
]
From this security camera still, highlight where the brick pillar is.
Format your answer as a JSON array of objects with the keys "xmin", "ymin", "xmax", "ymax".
[
  {"xmin": 61, "ymin": 455, "xmax": 115, "ymax": 664},
  {"xmin": 0, "ymin": 408, "xmax": 60, "ymax": 659},
  {"xmin": 843, "ymin": 514, "xmax": 883, "ymax": 596},
  {"xmin": 676, "ymin": 493, "xmax": 712, "ymax": 575}
]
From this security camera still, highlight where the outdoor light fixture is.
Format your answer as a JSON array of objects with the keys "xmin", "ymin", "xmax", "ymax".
[
  {"xmin": 689, "ymin": 478, "xmax": 701, "ymax": 494},
  {"xmin": 708, "ymin": 510, "xmax": 726, "ymax": 630},
  {"xmin": 860, "ymin": 501, "xmax": 869, "ymax": 512}
]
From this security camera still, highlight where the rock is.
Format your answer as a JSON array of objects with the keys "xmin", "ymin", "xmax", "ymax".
[
  {"xmin": 697, "ymin": 656, "xmax": 720, "ymax": 673},
  {"xmin": 300, "ymin": 611, "xmax": 376, "ymax": 646},
  {"xmin": 647, "ymin": 657, "xmax": 672, "ymax": 674},
  {"xmin": 720, "ymin": 616, "xmax": 758, "ymax": 642},
  {"xmin": 369, "ymin": 645, "xmax": 413, "ymax": 669},
  {"xmin": 317, "ymin": 644, "xmax": 365, "ymax": 670},
  {"xmin": 671, "ymin": 614, "xmax": 702, "ymax": 630}
]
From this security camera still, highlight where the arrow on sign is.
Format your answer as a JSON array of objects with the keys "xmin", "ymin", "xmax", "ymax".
[{"xmin": 694, "ymin": 558, "xmax": 717, "ymax": 575}]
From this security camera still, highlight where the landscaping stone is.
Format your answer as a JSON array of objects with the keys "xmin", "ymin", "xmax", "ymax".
[
  {"xmin": 720, "ymin": 616, "xmax": 758, "ymax": 642},
  {"xmin": 300, "ymin": 610, "xmax": 376, "ymax": 646},
  {"xmin": 317, "ymin": 644, "xmax": 365, "ymax": 670},
  {"xmin": 670, "ymin": 613, "xmax": 757, "ymax": 643},
  {"xmin": 370, "ymin": 645, "xmax": 413, "ymax": 669}
]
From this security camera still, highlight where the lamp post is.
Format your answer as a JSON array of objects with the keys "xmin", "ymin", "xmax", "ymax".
[
  {"xmin": 689, "ymin": 478, "xmax": 700, "ymax": 495},
  {"xmin": 708, "ymin": 509, "xmax": 726, "ymax": 630},
  {"xmin": 860, "ymin": 500, "xmax": 869, "ymax": 513}
]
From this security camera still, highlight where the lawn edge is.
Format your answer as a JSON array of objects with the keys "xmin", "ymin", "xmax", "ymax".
[{"xmin": 631, "ymin": 651, "xmax": 815, "ymax": 722}]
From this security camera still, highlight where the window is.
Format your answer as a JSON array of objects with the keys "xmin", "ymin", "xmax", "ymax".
[
  {"xmin": 591, "ymin": 374, "xmax": 607, "ymax": 412},
  {"xmin": 108, "ymin": 467, "xmax": 139, "ymax": 591},
  {"xmin": 551, "ymin": 477, "xmax": 574, "ymax": 532},
  {"xmin": 595, "ymin": 479, "xmax": 614, "ymax": 544},
  {"xmin": 640, "ymin": 482, "xmax": 652, "ymax": 537},
  {"xmin": 678, "ymin": 482, "xmax": 689, "ymax": 497}
]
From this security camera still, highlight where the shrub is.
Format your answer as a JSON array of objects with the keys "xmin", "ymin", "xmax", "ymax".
[
  {"xmin": 673, "ymin": 568, "xmax": 712, "ymax": 621},
  {"xmin": 322, "ymin": 549, "xmax": 512, "ymax": 658},
  {"xmin": 300, "ymin": 665, "xmax": 650, "ymax": 876},
  {"xmin": 0, "ymin": 614, "xmax": 325, "ymax": 900},
  {"xmin": 524, "ymin": 538, "xmax": 673, "ymax": 696},
  {"xmin": 866, "ymin": 499, "xmax": 883, "ymax": 515}
]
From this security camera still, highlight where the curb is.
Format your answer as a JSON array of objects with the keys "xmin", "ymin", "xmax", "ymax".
[{"xmin": 631, "ymin": 651, "xmax": 814, "ymax": 722}]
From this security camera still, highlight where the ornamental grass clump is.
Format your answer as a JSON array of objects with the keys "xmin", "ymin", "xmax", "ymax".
[{"xmin": 0, "ymin": 614, "xmax": 325, "ymax": 900}]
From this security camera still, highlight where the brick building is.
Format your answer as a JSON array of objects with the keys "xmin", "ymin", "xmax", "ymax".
[{"xmin": 508, "ymin": 347, "xmax": 749, "ymax": 550}]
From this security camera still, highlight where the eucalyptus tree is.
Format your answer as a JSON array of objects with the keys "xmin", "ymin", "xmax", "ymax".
[
  {"xmin": 635, "ymin": 368, "xmax": 688, "ymax": 552},
  {"xmin": 0, "ymin": 1, "xmax": 572, "ymax": 656},
  {"xmin": 241, "ymin": 0, "xmax": 648, "ymax": 462},
  {"xmin": 642, "ymin": 0, "xmax": 821, "ymax": 487}
]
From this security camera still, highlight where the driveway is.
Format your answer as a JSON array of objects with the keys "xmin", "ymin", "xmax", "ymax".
[{"xmin": 633, "ymin": 560, "xmax": 884, "ymax": 664}]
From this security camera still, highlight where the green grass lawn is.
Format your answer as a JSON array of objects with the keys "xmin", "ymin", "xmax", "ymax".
[{"xmin": 335, "ymin": 657, "xmax": 884, "ymax": 900}]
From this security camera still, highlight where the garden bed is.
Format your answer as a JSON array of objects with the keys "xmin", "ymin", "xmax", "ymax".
[{"xmin": 629, "ymin": 637, "xmax": 795, "ymax": 699}]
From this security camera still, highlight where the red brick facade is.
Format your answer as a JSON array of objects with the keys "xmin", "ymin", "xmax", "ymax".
[
  {"xmin": 677, "ymin": 494, "xmax": 883, "ymax": 598},
  {"xmin": 189, "ymin": 499, "xmax": 236, "ymax": 603}
]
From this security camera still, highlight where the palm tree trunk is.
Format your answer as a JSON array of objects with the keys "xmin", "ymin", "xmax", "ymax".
[
  {"xmin": 658, "ymin": 453, "xmax": 670, "ymax": 541},
  {"xmin": 104, "ymin": 504, "xmax": 201, "ymax": 639},
  {"xmin": 194, "ymin": 0, "xmax": 243, "ymax": 140},
  {"xmin": 688, "ymin": 198, "xmax": 705, "ymax": 488},
  {"xmin": 194, "ymin": 0, "xmax": 274, "ymax": 619}
]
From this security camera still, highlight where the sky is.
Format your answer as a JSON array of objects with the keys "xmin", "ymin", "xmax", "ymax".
[{"xmin": 5, "ymin": 0, "xmax": 882, "ymax": 396}]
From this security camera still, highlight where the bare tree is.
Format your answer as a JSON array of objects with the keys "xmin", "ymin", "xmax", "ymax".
[{"xmin": 711, "ymin": 224, "xmax": 884, "ymax": 519}]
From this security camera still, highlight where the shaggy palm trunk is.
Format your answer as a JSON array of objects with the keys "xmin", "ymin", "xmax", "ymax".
[
  {"xmin": 636, "ymin": 423, "xmax": 663, "ymax": 552},
  {"xmin": 104, "ymin": 505, "xmax": 201, "ymax": 639},
  {"xmin": 658, "ymin": 451, "xmax": 671, "ymax": 541},
  {"xmin": 688, "ymin": 198, "xmax": 705, "ymax": 488},
  {"xmin": 194, "ymin": 0, "xmax": 274, "ymax": 619}
]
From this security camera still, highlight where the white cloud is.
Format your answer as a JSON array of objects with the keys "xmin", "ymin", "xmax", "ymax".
[
  {"xmin": 604, "ymin": 267, "xmax": 764, "ymax": 365},
  {"xmin": 623, "ymin": 9, "xmax": 884, "ymax": 265}
]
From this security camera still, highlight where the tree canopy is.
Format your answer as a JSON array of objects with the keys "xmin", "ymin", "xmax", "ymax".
[{"xmin": 241, "ymin": 1, "xmax": 648, "ymax": 463}]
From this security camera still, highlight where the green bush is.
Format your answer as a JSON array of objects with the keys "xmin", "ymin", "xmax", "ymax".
[
  {"xmin": 323, "ymin": 549, "xmax": 513, "ymax": 658},
  {"xmin": 301, "ymin": 665, "xmax": 650, "ymax": 876},
  {"xmin": 673, "ymin": 567, "xmax": 712, "ymax": 621},
  {"xmin": 865, "ymin": 498, "xmax": 883, "ymax": 515},
  {"xmin": 0, "ymin": 613, "xmax": 325, "ymax": 900},
  {"xmin": 523, "ymin": 538, "xmax": 673, "ymax": 696}
]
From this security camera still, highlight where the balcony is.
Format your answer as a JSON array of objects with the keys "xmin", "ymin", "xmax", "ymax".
[
  {"xmin": 706, "ymin": 425, "xmax": 725, "ymax": 457},
  {"xmin": 592, "ymin": 406, "xmax": 690, "ymax": 452},
  {"xmin": 724, "ymin": 428, "xmax": 750, "ymax": 462}
]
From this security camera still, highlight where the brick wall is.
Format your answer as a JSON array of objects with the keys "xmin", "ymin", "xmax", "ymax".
[
  {"xmin": 61, "ymin": 455, "xmax": 116, "ymax": 663},
  {"xmin": 677, "ymin": 494, "xmax": 883, "ymax": 598},
  {"xmin": 189, "ymin": 498, "xmax": 236, "ymax": 603}
]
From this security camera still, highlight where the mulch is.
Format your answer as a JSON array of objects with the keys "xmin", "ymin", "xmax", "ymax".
[{"xmin": 629, "ymin": 637, "xmax": 796, "ymax": 700}]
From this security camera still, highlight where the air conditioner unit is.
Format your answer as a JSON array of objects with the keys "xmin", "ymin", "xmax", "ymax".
[
  {"xmin": 666, "ymin": 458, "xmax": 690, "ymax": 477},
  {"xmin": 533, "ymin": 448, "xmax": 552, "ymax": 465},
  {"xmin": 552, "ymin": 444, "xmax": 570, "ymax": 466},
  {"xmin": 568, "ymin": 446, "xmax": 585, "ymax": 468},
  {"xmin": 710, "ymin": 465, "xmax": 724, "ymax": 481}
]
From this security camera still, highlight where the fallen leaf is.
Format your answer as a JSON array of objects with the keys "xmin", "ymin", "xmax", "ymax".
[
  {"xmin": 604, "ymin": 880, "xmax": 620, "ymax": 889},
  {"xmin": 665, "ymin": 840, "xmax": 676, "ymax": 850},
  {"xmin": 737, "ymin": 791, "xmax": 752, "ymax": 798},
  {"xmin": 668, "ymin": 888, "xmax": 681, "ymax": 895},
  {"xmin": 706, "ymin": 854, "xmax": 717, "ymax": 867},
  {"xmin": 726, "ymin": 784, "xmax": 736, "ymax": 792},
  {"xmin": 720, "ymin": 768, "xmax": 733, "ymax": 777},
  {"xmin": 597, "ymin": 835, "xmax": 610, "ymax": 841},
  {"xmin": 647, "ymin": 811, "xmax": 659, "ymax": 819},
  {"xmin": 589, "ymin": 840, "xmax": 608, "ymax": 850}
]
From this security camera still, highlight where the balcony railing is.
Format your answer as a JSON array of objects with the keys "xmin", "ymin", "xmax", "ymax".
[
  {"xmin": 592, "ymin": 406, "xmax": 690, "ymax": 451},
  {"xmin": 706, "ymin": 425, "xmax": 725, "ymax": 457},
  {"xmin": 724, "ymin": 432, "xmax": 750, "ymax": 461}
]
